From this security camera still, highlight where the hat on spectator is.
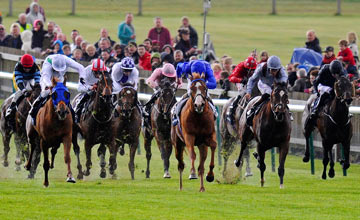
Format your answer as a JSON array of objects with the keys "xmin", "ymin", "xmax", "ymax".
[
  {"xmin": 323, "ymin": 46, "xmax": 334, "ymax": 53},
  {"xmin": 152, "ymin": 40, "xmax": 160, "ymax": 45},
  {"xmin": 161, "ymin": 52, "xmax": 173, "ymax": 63},
  {"xmin": 162, "ymin": 63, "xmax": 176, "ymax": 78},
  {"xmin": 151, "ymin": 52, "xmax": 161, "ymax": 62}
]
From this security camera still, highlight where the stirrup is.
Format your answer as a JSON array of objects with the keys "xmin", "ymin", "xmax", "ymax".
[{"xmin": 172, "ymin": 118, "xmax": 178, "ymax": 126}]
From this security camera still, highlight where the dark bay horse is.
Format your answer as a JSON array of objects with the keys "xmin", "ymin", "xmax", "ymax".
[
  {"xmin": 25, "ymin": 78, "xmax": 75, "ymax": 187},
  {"xmin": 303, "ymin": 76, "xmax": 354, "ymax": 179},
  {"xmin": 142, "ymin": 79, "xmax": 177, "ymax": 178},
  {"xmin": 110, "ymin": 83, "xmax": 141, "ymax": 179},
  {"xmin": 72, "ymin": 71, "xmax": 113, "ymax": 179},
  {"xmin": 171, "ymin": 73, "xmax": 217, "ymax": 192},
  {"xmin": 235, "ymin": 82, "xmax": 291, "ymax": 188},
  {"xmin": 0, "ymin": 83, "xmax": 41, "ymax": 173}
]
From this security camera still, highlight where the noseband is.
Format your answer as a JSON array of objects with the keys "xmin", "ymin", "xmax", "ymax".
[
  {"xmin": 117, "ymin": 86, "xmax": 136, "ymax": 118},
  {"xmin": 190, "ymin": 79, "xmax": 207, "ymax": 104}
]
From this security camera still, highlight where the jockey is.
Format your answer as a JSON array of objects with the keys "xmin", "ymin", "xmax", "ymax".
[
  {"xmin": 5, "ymin": 54, "xmax": 40, "ymax": 129},
  {"xmin": 245, "ymin": 55, "xmax": 288, "ymax": 126},
  {"xmin": 305, "ymin": 60, "xmax": 347, "ymax": 130},
  {"xmin": 143, "ymin": 63, "xmax": 180, "ymax": 116},
  {"xmin": 172, "ymin": 60, "xmax": 217, "ymax": 126},
  {"xmin": 74, "ymin": 58, "xmax": 109, "ymax": 123},
  {"xmin": 226, "ymin": 56, "xmax": 257, "ymax": 123},
  {"xmin": 29, "ymin": 54, "xmax": 85, "ymax": 125}
]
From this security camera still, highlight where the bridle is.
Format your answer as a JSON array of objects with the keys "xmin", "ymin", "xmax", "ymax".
[
  {"xmin": 117, "ymin": 86, "xmax": 137, "ymax": 118},
  {"xmin": 189, "ymin": 78, "xmax": 207, "ymax": 104}
]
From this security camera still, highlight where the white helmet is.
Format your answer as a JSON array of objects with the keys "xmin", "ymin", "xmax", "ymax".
[{"xmin": 52, "ymin": 54, "xmax": 67, "ymax": 72}]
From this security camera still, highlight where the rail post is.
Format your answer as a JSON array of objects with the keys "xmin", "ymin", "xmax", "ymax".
[
  {"xmin": 309, "ymin": 133, "xmax": 315, "ymax": 175},
  {"xmin": 271, "ymin": 148, "xmax": 276, "ymax": 172},
  {"xmin": 216, "ymin": 106, "xmax": 222, "ymax": 166}
]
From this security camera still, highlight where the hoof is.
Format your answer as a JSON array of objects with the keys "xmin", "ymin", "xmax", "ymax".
[
  {"xmin": 3, "ymin": 161, "xmax": 9, "ymax": 167},
  {"xmin": 260, "ymin": 180, "xmax": 265, "ymax": 187},
  {"xmin": 328, "ymin": 170, "xmax": 335, "ymax": 178},
  {"xmin": 280, "ymin": 184, "xmax": 284, "ymax": 189},
  {"xmin": 27, "ymin": 173, "xmax": 34, "ymax": 179},
  {"xmin": 163, "ymin": 172, "xmax": 171, "ymax": 179},
  {"xmin": 199, "ymin": 187, "xmax": 205, "ymax": 192},
  {"xmin": 111, "ymin": 174, "xmax": 117, "ymax": 180},
  {"xmin": 43, "ymin": 182, "xmax": 49, "ymax": 187},
  {"xmin": 303, "ymin": 156, "xmax": 309, "ymax": 163},
  {"xmin": 77, "ymin": 173, "xmax": 84, "ymax": 180},
  {"xmin": 342, "ymin": 163, "xmax": 350, "ymax": 170},
  {"xmin": 66, "ymin": 176, "xmax": 76, "ymax": 183},
  {"xmin": 206, "ymin": 175, "xmax": 214, "ymax": 182},
  {"xmin": 15, "ymin": 159, "xmax": 21, "ymax": 166},
  {"xmin": 100, "ymin": 170, "xmax": 107, "ymax": 179},
  {"xmin": 245, "ymin": 172, "xmax": 253, "ymax": 177},
  {"xmin": 189, "ymin": 173, "xmax": 198, "ymax": 180},
  {"xmin": 83, "ymin": 170, "xmax": 90, "ymax": 176},
  {"xmin": 322, "ymin": 173, "xmax": 327, "ymax": 180},
  {"xmin": 234, "ymin": 159, "xmax": 242, "ymax": 168},
  {"xmin": 119, "ymin": 147, "xmax": 125, "ymax": 156}
]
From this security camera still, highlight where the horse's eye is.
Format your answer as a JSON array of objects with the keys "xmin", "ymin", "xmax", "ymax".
[{"xmin": 52, "ymin": 92, "xmax": 57, "ymax": 100}]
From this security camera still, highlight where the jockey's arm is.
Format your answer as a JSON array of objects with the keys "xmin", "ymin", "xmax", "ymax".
[
  {"xmin": 40, "ymin": 61, "xmax": 54, "ymax": 89},
  {"xmin": 64, "ymin": 56, "xmax": 85, "ymax": 78},
  {"xmin": 276, "ymin": 68, "xmax": 288, "ymax": 84},
  {"xmin": 131, "ymin": 68, "xmax": 139, "ymax": 90},
  {"xmin": 246, "ymin": 66, "xmax": 261, "ymax": 95},
  {"xmin": 205, "ymin": 62, "xmax": 217, "ymax": 89},
  {"xmin": 14, "ymin": 70, "xmax": 25, "ymax": 91}
]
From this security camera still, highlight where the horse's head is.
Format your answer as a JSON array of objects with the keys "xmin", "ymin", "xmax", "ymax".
[
  {"xmin": 51, "ymin": 79, "xmax": 70, "ymax": 121},
  {"xmin": 334, "ymin": 76, "xmax": 355, "ymax": 107},
  {"xmin": 271, "ymin": 82, "xmax": 289, "ymax": 122},
  {"xmin": 189, "ymin": 73, "xmax": 207, "ymax": 114},
  {"xmin": 117, "ymin": 83, "xmax": 137, "ymax": 118},
  {"xmin": 29, "ymin": 83, "xmax": 41, "ymax": 103},
  {"xmin": 97, "ymin": 71, "xmax": 113, "ymax": 103},
  {"xmin": 158, "ymin": 77, "xmax": 177, "ymax": 114}
]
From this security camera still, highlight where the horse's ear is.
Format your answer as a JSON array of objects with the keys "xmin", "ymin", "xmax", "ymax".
[
  {"xmin": 334, "ymin": 81, "xmax": 339, "ymax": 97},
  {"xmin": 51, "ymin": 77, "xmax": 57, "ymax": 87},
  {"xmin": 201, "ymin": 72, "xmax": 205, "ymax": 79}
]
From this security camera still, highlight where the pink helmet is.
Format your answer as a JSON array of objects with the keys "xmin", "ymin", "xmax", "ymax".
[{"xmin": 162, "ymin": 63, "xmax": 176, "ymax": 78}]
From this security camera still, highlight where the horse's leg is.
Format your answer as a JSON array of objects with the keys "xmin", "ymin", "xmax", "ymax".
[
  {"xmin": 206, "ymin": 134, "xmax": 217, "ymax": 183},
  {"xmin": 303, "ymin": 132, "xmax": 311, "ymax": 163},
  {"xmin": 341, "ymin": 141, "xmax": 351, "ymax": 170},
  {"xmin": 24, "ymin": 135, "xmax": 35, "ymax": 171},
  {"xmin": 109, "ymin": 140, "xmax": 118, "ymax": 178},
  {"xmin": 50, "ymin": 145, "xmax": 59, "ymax": 169},
  {"xmin": 174, "ymin": 138, "xmax": 185, "ymax": 191},
  {"xmin": 144, "ymin": 135, "xmax": 152, "ymax": 178},
  {"xmin": 235, "ymin": 140, "xmax": 248, "ymax": 168},
  {"xmin": 162, "ymin": 140, "xmax": 173, "ymax": 179},
  {"xmin": 257, "ymin": 147, "xmax": 266, "ymax": 187},
  {"xmin": 278, "ymin": 143, "xmax": 289, "ymax": 189},
  {"xmin": 128, "ymin": 140, "xmax": 138, "ymax": 180},
  {"xmin": 64, "ymin": 135, "xmax": 75, "ymax": 183},
  {"xmin": 328, "ymin": 146, "xmax": 335, "ymax": 178},
  {"xmin": 2, "ymin": 131, "xmax": 11, "ymax": 167},
  {"xmin": 184, "ymin": 134, "xmax": 197, "ymax": 180},
  {"xmin": 29, "ymin": 141, "xmax": 41, "ymax": 179},
  {"xmin": 72, "ymin": 127, "xmax": 83, "ymax": 180},
  {"xmin": 14, "ymin": 134, "xmax": 22, "ymax": 171},
  {"xmin": 98, "ymin": 143, "xmax": 107, "ymax": 178},
  {"xmin": 84, "ymin": 140, "xmax": 92, "ymax": 176},
  {"xmin": 321, "ymin": 142, "xmax": 331, "ymax": 180},
  {"xmin": 41, "ymin": 140, "xmax": 50, "ymax": 187},
  {"xmin": 244, "ymin": 146, "xmax": 253, "ymax": 177},
  {"xmin": 221, "ymin": 137, "xmax": 235, "ymax": 178},
  {"xmin": 198, "ymin": 146, "xmax": 208, "ymax": 192}
]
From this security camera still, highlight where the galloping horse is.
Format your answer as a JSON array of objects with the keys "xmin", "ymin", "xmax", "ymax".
[
  {"xmin": 142, "ymin": 78, "xmax": 177, "ymax": 178},
  {"xmin": 235, "ymin": 82, "xmax": 291, "ymax": 188},
  {"xmin": 110, "ymin": 83, "xmax": 141, "ymax": 179},
  {"xmin": 72, "ymin": 71, "xmax": 113, "ymax": 179},
  {"xmin": 171, "ymin": 73, "xmax": 217, "ymax": 192},
  {"xmin": 25, "ymin": 77, "xmax": 75, "ymax": 187},
  {"xmin": 302, "ymin": 76, "xmax": 354, "ymax": 179},
  {"xmin": 0, "ymin": 83, "xmax": 41, "ymax": 173}
]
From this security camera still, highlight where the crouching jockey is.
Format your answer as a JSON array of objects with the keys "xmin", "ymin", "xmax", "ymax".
[
  {"xmin": 226, "ymin": 56, "xmax": 257, "ymax": 123},
  {"xmin": 244, "ymin": 55, "xmax": 289, "ymax": 126},
  {"xmin": 111, "ymin": 57, "xmax": 142, "ymax": 113},
  {"xmin": 172, "ymin": 60, "xmax": 217, "ymax": 126},
  {"xmin": 29, "ymin": 54, "xmax": 85, "ymax": 125},
  {"xmin": 74, "ymin": 59, "xmax": 109, "ymax": 123},
  {"xmin": 5, "ymin": 54, "xmax": 40, "ymax": 130},
  {"xmin": 142, "ymin": 63, "xmax": 180, "ymax": 125},
  {"xmin": 304, "ymin": 60, "xmax": 347, "ymax": 132}
]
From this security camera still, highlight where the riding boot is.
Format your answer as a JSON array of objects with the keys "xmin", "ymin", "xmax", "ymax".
[
  {"xmin": 226, "ymin": 95, "xmax": 241, "ymax": 123},
  {"xmin": 29, "ymin": 96, "xmax": 47, "ymax": 126},
  {"xmin": 246, "ymin": 93, "xmax": 270, "ymax": 127},
  {"xmin": 305, "ymin": 92, "xmax": 330, "ymax": 131},
  {"xmin": 75, "ymin": 93, "xmax": 89, "ymax": 123},
  {"xmin": 172, "ymin": 93, "xmax": 189, "ymax": 126}
]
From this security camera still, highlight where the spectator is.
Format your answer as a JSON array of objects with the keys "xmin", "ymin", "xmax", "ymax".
[
  {"xmin": 347, "ymin": 32, "xmax": 359, "ymax": 67},
  {"xmin": 101, "ymin": 49, "xmax": 116, "ymax": 68},
  {"xmin": 180, "ymin": 16, "xmax": 198, "ymax": 48},
  {"xmin": 174, "ymin": 28, "xmax": 196, "ymax": 61},
  {"xmin": 62, "ymin": 44, "xmax": 72, "ymax": 57},
  {"xmin": 26, "ymin": 2, "xmax": 44, "ymax": 27},
  {"xmin": 286, "ymin": 63, "xmax": 298, "ymax": 87},
  {"xmin": 304, "ymin": 69, "xmax": 319, "ymax": 94},
  {"xmin": 6, "ymin": 23, "xmax": 22, "ymax": 49},
  {"xmin": 57, "ymin": 33, "xmax": 69, "ymax": 45},
  {"xmin": 0, "ymin": 24, "xmax": 8, "ymax": 46},
  {"xmin": 42, "ymin": 21, "xmax": 55, "ymax": 51},
  {"xmin": 0, "ymin": 11, "xmax": 2, "ymax": 24},
  {"xmin": 80, "ymin": 41, "xmax": 88, "ymax": 56},
  {"xmin": 118, "ymin": 13, "xmax": 135, "ymax": 45},
  {"xmin": 161, "ymin": 52, "xmax": 174, "ymax": 65},
  {"xmin": 83, "ymin": 44, "xmax": 98, "ymax": 61},
  {"xmin": 96, "ymin": 37, "xmax": 111, "ymax": 55},
  {"xmin": 124, "ymin": 46, "xmax": 130, "ymax": 57},
  {"xmin": 219, "ymin": 71, "xmax": 230, "ymax": 99},
  {"xmin": 21, "ymin": 30, "xmax": 33, "ymax": 52},
  {"xmin": 70, "ymin": 29, "xmax": 79, "ymax": 52},
  {"xmin": 147, "ymin": 17, "xmax": 171, "ymax": 50},
  {"xmin": 73, "ymin": 35, "xmax": 83, "ymax": 52},
  {"xmin": 289, "ymin": 69, "xmax": 307, "ymax": 92},
  {"xmin": 94, "ymin": 28, "xmax": 115, "ymax": 49},
  {"xmin": 189, "ymin": 55, "xmax": 198, "ymax": 61},
  {"xmin": 162, "ymin": 44, "xmax": 174, "ymax": 57},
  {"xmin": 128, "ymin": 42, "xmax": 139, "ymax": 64},
  {"xmin": 51, "ymin": 40, "xmax": 64, "ymax": 54},
  {"xmin": 72, "ymin": 48, "xmax": 83, "ymax": 62},
  {"xmin": 143, "ymin": 38, "xmax": 152, "ymax": 52},
  {"xmin": 31, "ymin": 20, "xmax": 46, "ymax": 52},
  {"xmin": 17, "ymin": 13, "xmax": 32, "ymax": 33},
  {"xmin": 113, "ymin": 43, "xmax": 125, "ymax": 61},
  {"xmin": 151, "ymin": 40, "xmax": 160, "ymax": 52},
  {"xmin": 305, "ymin": 30, "xmax": 321, "ymax": 53},
  {"xmin": 259, "ymin": 50, "xmax": 269, "ymax": 63},
  {"xmin": 151, "ymin": 52, "xmax": 161, "ymax": 71},
  {"xmin": 321, "ymin": 46, "xmax": 336, "ymax": 66},
  {"xmin": 138, "ymin": 44, "xmax": 152, "ymax": 71},
  {"xmin": 223, "ymin": 57, "xmax": 233, "ymax": 73},
  {"xmin": 25, "ymin": 0, "xmax": 45, "ymax": 21},
  {"xmin": 338, "ymin": 39, "xmax": 358, "ymax": 79},
  {"xmin": 212, "ymin": 63, "xmax": 222, "ymax": 83},
  {"xmin": 173, "ymin": 50, "xmax": 184, "ymax": 68}
]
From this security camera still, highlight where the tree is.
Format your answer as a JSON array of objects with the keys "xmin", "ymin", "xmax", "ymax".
[
  {"xmin": 71, "ymin": 0, "xmax": 76, "ymax": 15},
  {"xmin": 138, "ymin": 0, "xmax": 143, "ymax": 16},
  {"xmin": 271, "ymin": 0, "xmax": 277, "ymax": 15},
  {"xmin": 8, "ymin": 0, "xmax": 13, "ymax": 17},
  {"xmin": 336, "ymin": 0, "xmax": 341, "ymax": 15}
]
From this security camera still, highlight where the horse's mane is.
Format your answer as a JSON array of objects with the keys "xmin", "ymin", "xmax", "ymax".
[{"xmin": 191, "ymin": 73, "xmax": 202, "ymax": 80}]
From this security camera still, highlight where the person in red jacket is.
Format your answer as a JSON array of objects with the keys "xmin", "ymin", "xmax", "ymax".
[
  {"xmin": 338, "ymin": 39, "xmax": 358, "ymax": 79},
  {"xmin": 147, "ymin": 17, "xmax": 172, "ymax": 51},
  {"xmin": 321, "ymin": 46, "xmax": 336, "ymax": 67},
  {"xmin": 138, "ymin": 44, "xmax": 152, "ymax": 71},
  {"xmin": 226, "ymin": 56, "xmax": 257, "ymax": 123}
]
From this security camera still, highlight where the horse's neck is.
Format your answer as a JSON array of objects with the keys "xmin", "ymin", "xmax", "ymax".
[
  {"xmin": 94, "ymin": 92, "xmax": 111, "ymax": 113},
  {"xmin": 329, "ymin": 99, "xmax": 349, "ymax": 124}
]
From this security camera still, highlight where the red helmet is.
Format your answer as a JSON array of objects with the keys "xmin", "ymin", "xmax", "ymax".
[
  {"xmin": 92, "ymin": 58, "xmax": 105, "ymax": 71},
  {"xmin": 21, "ymin": 54, "xmax": 34, "ymax": 68},
  {"xmin": 244, "ymin": 56, "xmax": 257, "ymax": 70}
]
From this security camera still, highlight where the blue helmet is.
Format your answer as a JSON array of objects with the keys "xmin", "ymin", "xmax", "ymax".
[
  {"xmin": 267, "ymin": 56, "xmax": 282, "ymax": 70},
  {"xmin": 121, "ymin": 57, "xmax": 135, "ymax": 70}
]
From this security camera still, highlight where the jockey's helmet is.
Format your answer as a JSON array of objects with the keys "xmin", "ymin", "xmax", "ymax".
[
  {"xmin": 330, "ymin": 60, "xmax": 343, "ymax": 75},
  {"xmin": 92, "ymin": 58, "xmax": 105, "ymax": 72},
  {"xmin": 244, "ymin": 56, "xmax": 257, "ymax": 70},
  {"xmin": 267, "ymin": 56, "xmax": 281, "ymax": 70},
  {"xmin": 52, "ymin": 54, "xmax": 66, "ymax": 72},
  {"xmin": 162, "ymin": 63, "xmax": 176, "ymax": 78},
  {"xmin": 121, "ymin": 57, "xmax": 135, "ymax": 70},
  {"xmin": 21, "ymin": 54, "xmax": 34, "ymax": 68}
]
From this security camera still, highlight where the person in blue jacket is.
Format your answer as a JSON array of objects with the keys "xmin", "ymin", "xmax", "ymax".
[{"xmin": 172, "ymin": 60, "xmax": 217, "ymax": 125}]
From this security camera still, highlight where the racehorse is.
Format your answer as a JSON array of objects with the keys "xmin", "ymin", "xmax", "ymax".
[
  {"xmin": 302, "ymin": 76, "xmax": 354, "ymax": 179},
  {"xmin": 110, "ymin": 83, "xmax": 141, "ymax": 179},
  {"xmin": 142, "ymin": 78, "xmax": 177, "ymax": 178},
  {"xmin": 25, "ymin": 77, "xmax": 75, "ymax": 187},
  {"xmin": 0, "ymin": 83, "xmax": 41, "ymax": 174},
  {"xmin": 235, "ymin": 82, "xmax": 291, "ymax": 188},
  {"xmin": 171, "ymin": 73, "xmax": 217, "ymax": 192},
  {"xmin": 72, "ymin": 71, "xmax": 113, "ymax": 179}
]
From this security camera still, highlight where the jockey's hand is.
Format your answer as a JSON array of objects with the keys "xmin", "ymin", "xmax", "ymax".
[
  {"xmin": 245, "ymin": 93, "xmax": 251, "ymax": 100},
  {"xmin": 92, "ymin": 84, "xmax": 98, "ymax": 90}
]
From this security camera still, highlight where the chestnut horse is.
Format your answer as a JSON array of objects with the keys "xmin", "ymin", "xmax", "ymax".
[
  {"xmin": 1, "ymin": 83, "xmax": 41, "ymax": 173},
  {"xmin": 25, "ymin": 78, "xmax": 75, "ymax": 187},
  {"xmin": 110, "ymin": 83, "xmax": 141, "ymax": 179},
  {"xmin": 142, "ymin": 79, "xmax": 177, "ymax": 178},
  {"xmin": 235, "ymin": 82, "xmax": 291, "ymax": 188},
  {"xmin": 72, "ymin": 71, "xmax": 113, "ymax": 179},
  {"xmin": 303, "ymin": 76, "xmax": 354, "ymax": 179},
  {"xmin": 171, "ymin": 73, "xmax": 217, "ymax": 192}
]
